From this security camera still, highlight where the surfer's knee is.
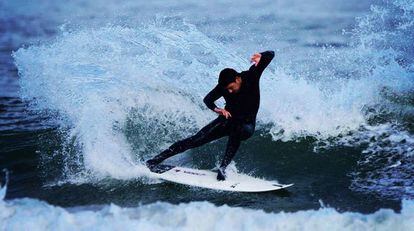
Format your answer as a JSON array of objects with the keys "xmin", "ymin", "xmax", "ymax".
[
  {"xmin": 240, "ymin": 124, "xmax": 254, "ymax": 140},
  {"xmin": 177, "ymin": 134, "xmax": 206, "ymax": 149},
  {"xmin": 170, "ymin": 138, "xmax": 193, "ymax": 152}
]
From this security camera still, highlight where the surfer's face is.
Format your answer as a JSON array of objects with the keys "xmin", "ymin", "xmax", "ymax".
[{"xmin": 225, "ymin": 76, "xmax": 242, "ymax": 94}]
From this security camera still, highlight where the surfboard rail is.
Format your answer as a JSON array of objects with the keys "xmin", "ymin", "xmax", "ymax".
[{"xmin": 149, "ymin": 164, "xmax": 293, "ymax": 192}]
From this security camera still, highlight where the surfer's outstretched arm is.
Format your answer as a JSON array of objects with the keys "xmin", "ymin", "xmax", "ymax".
[{"xmin": 249, "ymin": 50, "xmax": 275, "ymax": 77}]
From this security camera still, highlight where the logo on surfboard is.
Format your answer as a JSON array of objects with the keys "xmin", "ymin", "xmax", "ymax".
[{"xmin": 175, "ymin": 169, "xmax": 206, "ymax": 176}]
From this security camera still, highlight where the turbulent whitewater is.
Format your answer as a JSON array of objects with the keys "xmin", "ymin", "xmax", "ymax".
[{"xmin": 0, "ymin": 0, "xmax": 413, "ymax": 228}]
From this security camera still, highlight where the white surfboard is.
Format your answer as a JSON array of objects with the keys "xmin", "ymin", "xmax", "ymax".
[{"xmin": 149, "ymin": 164, "xmax": 293, "ymax": 192}]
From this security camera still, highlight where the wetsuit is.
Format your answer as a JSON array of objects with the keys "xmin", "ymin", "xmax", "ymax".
[{"xmin": 146, "ymin": 50, "xmax": 275, "ymax": 179}]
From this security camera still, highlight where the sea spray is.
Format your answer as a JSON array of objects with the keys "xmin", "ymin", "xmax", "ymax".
[{"xmin": 13, "ymin": 20, "xmax": 246, "ymax": 181}]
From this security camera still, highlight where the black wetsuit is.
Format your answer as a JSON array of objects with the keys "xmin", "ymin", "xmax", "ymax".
[{"xmin": 147, "ymin": 51, "xmax": 275, "ymax": 178}]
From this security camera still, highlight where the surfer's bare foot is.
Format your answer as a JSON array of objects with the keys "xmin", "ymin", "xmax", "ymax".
[{"xmin": 217, "ymin": 168, "xmax": 226, "ymax": 181}]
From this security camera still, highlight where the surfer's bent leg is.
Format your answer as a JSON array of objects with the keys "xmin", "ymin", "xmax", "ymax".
[
  {"xmin": 146, "ymin": 117, "xmax": 227, "ymax": 167},
  {"xmin": 217, "ymin": 122, "xmax": 254, "ymax": 181}
]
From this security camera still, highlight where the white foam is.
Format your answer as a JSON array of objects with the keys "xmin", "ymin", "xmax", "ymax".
[{"xmin": 0, "ymin": 191, "xmax": 413, "ymax": 231}]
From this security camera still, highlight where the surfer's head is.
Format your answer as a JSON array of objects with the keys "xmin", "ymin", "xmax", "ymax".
[{"xmin": 218, "ymin": 68, "xmax": 242, "ymax": 94}]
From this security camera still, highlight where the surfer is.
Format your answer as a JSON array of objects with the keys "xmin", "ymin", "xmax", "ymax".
[{"xmin": 146, "ymin": 50, "xmax": 275, "ymax": 181}]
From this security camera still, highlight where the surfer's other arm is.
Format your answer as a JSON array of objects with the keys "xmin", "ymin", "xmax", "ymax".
[
  {"xmin": 249, "ymin": 50, "xmax": 275, "ymax": 77},
  {"xmin": 203, "ymin": 86, "xmax": 232, "ymax": 118}
]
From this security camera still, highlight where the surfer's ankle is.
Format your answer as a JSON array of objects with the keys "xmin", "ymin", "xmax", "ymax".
[{"xmin": 217, "ymin": 168, "xmax": 226, "ymax": 181}]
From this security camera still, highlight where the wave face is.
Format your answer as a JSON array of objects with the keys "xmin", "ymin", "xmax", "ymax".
[
  {"xmin": 2, "ymin": 0, "xmax": 414, "ymax": 229},
  {"xmin": 10, "ymin": 0, "xmax": 414, "ymax": 202}
]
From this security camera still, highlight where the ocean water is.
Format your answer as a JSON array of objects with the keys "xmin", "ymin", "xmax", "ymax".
[{"xmin": 1, "ymin": 0, "xmax": 413, "ymax": 229}]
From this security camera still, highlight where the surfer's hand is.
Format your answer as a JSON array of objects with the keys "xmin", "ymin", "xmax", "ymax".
[
  {"xmin": 214, "ymin": 108, "xmax": 232, "ymax": 119},
  {"xmin": 250, "ymin": 53, "xmax": 261, "ymax": 66}
]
